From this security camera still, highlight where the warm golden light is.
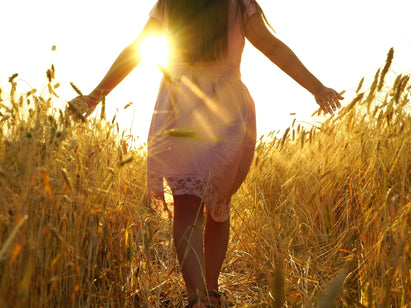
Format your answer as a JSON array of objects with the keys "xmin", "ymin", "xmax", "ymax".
[{"xmin": 140, "ymin": 36, "xmax": 169, "ymax": 68}]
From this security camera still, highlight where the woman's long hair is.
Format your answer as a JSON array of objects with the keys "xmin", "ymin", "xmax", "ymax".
[
  {"xmin": 158, "ymin": 0, "xmax": 269, "ymax": 63},
  {"xmin": 159, "ymin": 0, "xmax": 229, "ymax": 63}
]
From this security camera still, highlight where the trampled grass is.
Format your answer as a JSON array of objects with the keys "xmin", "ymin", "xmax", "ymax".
[{"xmin": 0, "ymin": 49, "xmax": 410, "ymax": 307}]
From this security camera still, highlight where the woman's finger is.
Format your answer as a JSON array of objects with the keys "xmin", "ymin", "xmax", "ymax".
[{"xmin": 320, "ymin": 101, "xmax": 332, "ymax": 114}]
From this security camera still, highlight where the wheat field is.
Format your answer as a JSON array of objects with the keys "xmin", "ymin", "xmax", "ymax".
[{"xmin": 0, "ymin": 48, "xmax": 410, "ymax": 307}]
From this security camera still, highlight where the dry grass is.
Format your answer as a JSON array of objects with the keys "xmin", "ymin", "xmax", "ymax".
[
  {"xmin": 231, "ymin": 48, "xmax": 410, "ymax": 307},
  {"xmin": 0, "ymin": 70, "xmax": 181, "ymax": 307},
  {"xmin": 0, "ymin": 48, "xmax": 410, "ymax": 307}
]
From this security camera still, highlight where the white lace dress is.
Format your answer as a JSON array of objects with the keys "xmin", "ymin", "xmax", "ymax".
[{"xmin": 147, "ymin": 0, "xmax": 258, "ymax": 222}]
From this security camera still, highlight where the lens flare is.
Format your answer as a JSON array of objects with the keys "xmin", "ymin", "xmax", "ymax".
[{"xmin": 140, "ymin": 36, "xmax": 169, "ymax": 67}]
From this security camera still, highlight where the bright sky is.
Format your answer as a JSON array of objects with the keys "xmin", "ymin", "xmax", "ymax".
[{"xmin": 1, "ymin": 0, "xmax": 411, "ymax": 144}]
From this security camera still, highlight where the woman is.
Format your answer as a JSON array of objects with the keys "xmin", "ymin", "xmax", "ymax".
[{"xmin": 69, "ymin": 0, "xmax": 343, "ymax": 306}]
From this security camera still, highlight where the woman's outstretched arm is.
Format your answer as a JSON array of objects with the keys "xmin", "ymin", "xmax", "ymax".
[
  {"xmin": 70, "ymin": 17, "xmax": 163, "ymax": 116},
  {"xmin": 245, "ymin": 13, "xmax": 343, "ymax": 114}
]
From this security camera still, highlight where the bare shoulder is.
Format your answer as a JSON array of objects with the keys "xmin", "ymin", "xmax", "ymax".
[
  {"xmin": 245, "ymin": 14, "xmax": 280, "ymax": 53},
  {"xmin": 129, "ymin": 17, "xmax": 164, "ymax": 50},
  {"xmin": 142, "ymin": 17, "xmax": 163, "ymax": 36}
]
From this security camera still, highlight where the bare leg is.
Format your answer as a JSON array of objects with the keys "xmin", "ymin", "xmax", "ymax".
[
  {"xmin": 173, "ymin": 195, "xmax": 206, "ymax": 306},
  {"xmin": 204, "ymin": 209, "xmax": 230, "ymax": 293}
]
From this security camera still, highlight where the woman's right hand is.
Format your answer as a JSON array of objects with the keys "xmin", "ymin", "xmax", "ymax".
[
  {"xmin": 314, "ymin": 85, "xmax": 344, "ymax": 114},
  {"xmin": 66, "ymin": 95, "xmax": 100, "ymax": 120}
]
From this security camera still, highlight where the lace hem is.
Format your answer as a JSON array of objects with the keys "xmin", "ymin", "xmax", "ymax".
[
  {"xmin": 148, "ymin": 174, "xmax": 217, "ymax": 202},
  {"xmin": 148, "ymin": 174, "xmax": 231, "ymax": 222}
]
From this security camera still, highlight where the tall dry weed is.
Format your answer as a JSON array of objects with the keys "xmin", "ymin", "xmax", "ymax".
[
  {"xmin": 231, "ymin": 48, "xmax": 410, "ymax": 307},
  {"xmin": 0, "ymin": 68, "xmax": 182, "ymax": 307}
]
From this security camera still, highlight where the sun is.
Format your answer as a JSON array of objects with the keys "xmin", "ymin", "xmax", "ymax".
[{"xmin": 140, "ymin": 36, "xmax": 169, "ymax": 68}]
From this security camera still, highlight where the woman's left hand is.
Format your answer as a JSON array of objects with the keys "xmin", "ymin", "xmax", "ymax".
[
  {"xmin": 66, "ymin": 95, "xmax": 100, "ymax": 120},
  {"xmin": 314, "ymin": 85, "xmax": 344, "ymax": 114}
]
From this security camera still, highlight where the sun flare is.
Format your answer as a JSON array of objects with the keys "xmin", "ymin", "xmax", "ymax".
[{"xmin": 140, "ymin": 36, "xmax": 169, "ymax": 68}]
